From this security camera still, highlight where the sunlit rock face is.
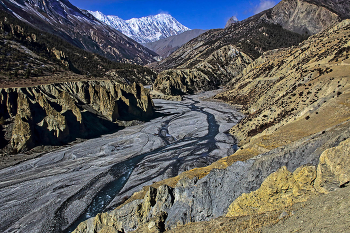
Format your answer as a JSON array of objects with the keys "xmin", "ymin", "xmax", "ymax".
[{"xmin": 0, "ymin": 80, "xmax": 154, "ymax": 153}]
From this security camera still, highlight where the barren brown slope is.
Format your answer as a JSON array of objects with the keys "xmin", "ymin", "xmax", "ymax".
[
  {"xmin": 151, "ymin": 0, "xmax": 349, "ymax": 96},
  {"xmin": 154, "ymin": 0, "xmax": 347, "ymax": 72},
  {"xmin": 152, "ymin": 21, "xmax": 306, "ymax": 95}
]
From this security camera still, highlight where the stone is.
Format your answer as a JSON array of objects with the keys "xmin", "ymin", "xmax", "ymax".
[
  {"xmin": 315, "ymin": 138, "xmax": 350, "ymax": 193},
  {"xmin": 226, "ymin": 166, "xmax": 317, "ymax": 217}
]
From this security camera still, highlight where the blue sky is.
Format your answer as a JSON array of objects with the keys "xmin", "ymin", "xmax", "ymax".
[{"xmin": 70, "ymin": 0, "xmax": 279, "ymax": 29}]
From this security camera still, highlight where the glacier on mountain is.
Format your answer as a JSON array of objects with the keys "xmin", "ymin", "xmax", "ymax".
[{"xmin": 89, "ymin": 11, "xmax": 190, "ymax": 43}]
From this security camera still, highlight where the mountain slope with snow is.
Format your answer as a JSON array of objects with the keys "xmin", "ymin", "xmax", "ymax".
[
  {"xmin": 89, "ymin": 11, "xmax": 190, "ymax": 43},
  {"xmin": 0, "ymin": 0, "xmax": 158, "ymax": 64}
]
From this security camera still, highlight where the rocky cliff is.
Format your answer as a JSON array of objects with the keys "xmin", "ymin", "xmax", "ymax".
[
  {"xmin": 0, "ymin": 81, "xmax": 154, "ymax": 155},
  {"xmin": 261, "ymin": 0, "xmax": 346, "ymax": 35},
  {"xmin": 73, "ymin": 19, "xmax": 350, "ymax": 233}
]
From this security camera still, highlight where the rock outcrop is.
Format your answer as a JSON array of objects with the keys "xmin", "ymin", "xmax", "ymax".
[
  {"xmin": 226, "ymin": 137, "xmax": 350, "ymax": 218},
  {"xmin": 262, "ymin": 0, "xmax": 345, "ymax": 35},
  {"xmin": 0, "ymin": 81, "xmax": 154, "ymax": 153},
  {"xmin": 225, "ymin": 16, "xmax": 238, "ymax": 28}
]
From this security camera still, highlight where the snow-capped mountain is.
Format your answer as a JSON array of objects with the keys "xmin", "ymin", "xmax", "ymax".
[
  {"xmin": 0, "ymin": 0, "xmax": 158, "ymax": 64},
  {"xmin": 89, "ymin": 11, "xmax": 190, "ymax": 44}
]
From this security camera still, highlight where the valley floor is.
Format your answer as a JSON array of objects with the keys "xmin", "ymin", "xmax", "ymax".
[{"xmin": 0, "ymin": 90, "xmax": 242, "ymax": 233}]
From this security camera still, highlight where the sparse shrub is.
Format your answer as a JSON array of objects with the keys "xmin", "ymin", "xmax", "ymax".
[{"xmin": 0, "ymin": 116, "xmax": 5, "ymax": 125}]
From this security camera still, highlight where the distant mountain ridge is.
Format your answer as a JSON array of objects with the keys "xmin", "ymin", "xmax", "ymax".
[
  {"xmin": 0, "ymin": 0, "xmax": 158, "ymax": 64},
  {"xmin": 89, "ymin": 11, "xmax": 190, "ymax": 44}
]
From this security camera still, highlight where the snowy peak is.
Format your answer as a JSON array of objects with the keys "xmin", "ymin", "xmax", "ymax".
[{"xmin": 89, "ymin": 11, "xmax": 190, "ymax": 43}]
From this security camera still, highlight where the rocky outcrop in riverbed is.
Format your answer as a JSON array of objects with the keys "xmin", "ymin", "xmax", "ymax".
[
  {"xmin": 73, "ymin": 19, "xmax": 350, "ymax": 233},
  {"xmin": 0, "ymin": 81, "xmax": 154, "ymax": 155}
]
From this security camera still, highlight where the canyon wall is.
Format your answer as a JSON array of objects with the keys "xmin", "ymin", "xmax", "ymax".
[{"xmin": 0, "ymin": 81, "xmax": 154, "ymax": 154}]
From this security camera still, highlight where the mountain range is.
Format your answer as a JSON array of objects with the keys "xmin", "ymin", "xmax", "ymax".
[
  {"xmin": 0, "ymin": 0, "xmax": 158, "ymax": 64},
  {"xmin": 152, "ymin": 0, "xmax": 350, "ymax": 95},
  {"xmin": 88, "ymin": 11, "xmax": 190, "ymax": 44}
]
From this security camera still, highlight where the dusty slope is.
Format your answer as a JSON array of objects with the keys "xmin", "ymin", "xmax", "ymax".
[
  {"xmin": 151, "ymin": 0, "xmax": 350, "ymax": 96},
  {"xmin": 72, "ymin": 19, "xmax": 350, "ymax": 233},
  {"xmin": 216, "ymin": 19, "xmax": 350, "ymax": 155}
]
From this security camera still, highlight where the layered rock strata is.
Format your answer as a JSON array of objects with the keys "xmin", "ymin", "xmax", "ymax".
[{"xmin": 0, "ymin": 81, "xmax": 154, "ymax": 154}]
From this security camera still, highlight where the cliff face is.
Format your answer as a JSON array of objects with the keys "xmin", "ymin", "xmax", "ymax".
[
  {"xmin": 73, "ymin": 19, "xmax": 350, "ymax": 233},
  {"xmin": 262, "ymin": 0, "xmax": 344, "ymax": 35},
  {"xmin": 0, "ymin": 81, "xmax": 154, "ymax": 154}
]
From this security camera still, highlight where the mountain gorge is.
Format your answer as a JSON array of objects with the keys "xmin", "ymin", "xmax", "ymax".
[
  {"xmin": 0, "ymin": 0, "xmax": 349, "ymax": 232},
  {"xmin": 0, "ymin": 0, "xmax": 158, "ymax": 64},
  {"xmin": 89, "ymin": 11, "xmax": 190, "ymax": 44},
  {"xmin": 74, "ymin": 17, "xmax": 350, "ymax": 233}
]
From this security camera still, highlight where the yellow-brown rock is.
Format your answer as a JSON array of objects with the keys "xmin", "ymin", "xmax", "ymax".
[
  {"xmin": 10, "ymin": 93, "xmax": 34, "ymax": 152},
  {"xmin": 226, "ymin": 138, "xmax": 350, "ymax": 218},
  {"xmin": 226, "ymin": 166, "xmax": 316, "ymax": 217},
  {"xmin": 0, "ymin": 80, "xmax": 154, "ymax": 153},
  {"xmin": 315, "ymin": 138, "xmax": 350, "ymax": 193}
]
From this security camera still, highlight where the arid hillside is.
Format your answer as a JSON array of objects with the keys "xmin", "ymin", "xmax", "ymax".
[{"xmin": 72, "ymin": 17, "xmax": 350, "ymax": 233}]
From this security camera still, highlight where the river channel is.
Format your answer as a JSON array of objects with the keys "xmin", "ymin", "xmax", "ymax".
[{"xmin": 0, "ymin": 90, "xmax": 243, "ymax": 233}]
